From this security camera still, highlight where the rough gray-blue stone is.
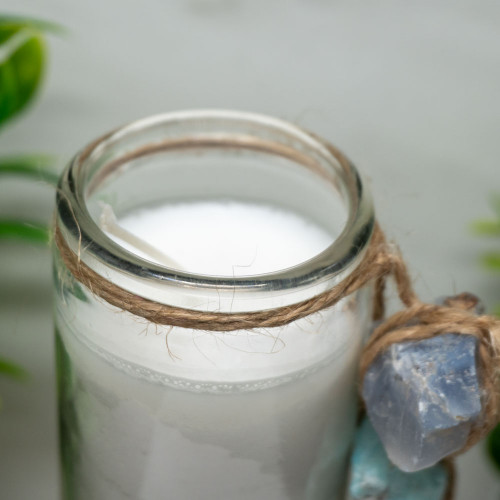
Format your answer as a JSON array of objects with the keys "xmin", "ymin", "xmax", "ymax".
[{"xmin": 362, "ymin": 333, "xmax": 483, "ymax": 472}]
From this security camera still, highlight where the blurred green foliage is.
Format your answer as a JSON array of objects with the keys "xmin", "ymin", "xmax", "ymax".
[
  {"xmin": 0, "ymin": 14, "xmax": 57, "ymax": 248},
  {"xmin": 0, "ymin": 15, "xmax": 59, "ymax": 385},
  {"xmin": 472, "ymin": 195, "xmax": 500, "ymax": 316},
  {"xmin": 0, "ymin": 357, "xmax": 28, "ymax": 381},
  {"xmin": 473, "ymin": 195, "xmax": 500, "ymax": 468},
  {"xmin": 471, "ymin": 195, "xmax": 500, "ymax": 238}
]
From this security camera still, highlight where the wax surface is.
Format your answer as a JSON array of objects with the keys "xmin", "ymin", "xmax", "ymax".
[{"xmin": 111, "ymin": 201, "xmax": 333, "ymax": 276}]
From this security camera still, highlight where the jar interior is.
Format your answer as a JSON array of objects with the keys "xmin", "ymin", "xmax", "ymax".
[
  {"xmin": 89, "ymin": 148, "xmax": 347, "ymax": 241},
  {"xmin": 83, "ymin": 137, "xmax": 349, "ymax": 266},
  {"xmin": 58, "ymin": 111, "xmax": 373, "ymax": 311}
]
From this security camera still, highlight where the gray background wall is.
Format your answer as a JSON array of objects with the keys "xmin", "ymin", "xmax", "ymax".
[{"xmin": 0, "ymin": 1, "xmax": 499, "ymax": 498}]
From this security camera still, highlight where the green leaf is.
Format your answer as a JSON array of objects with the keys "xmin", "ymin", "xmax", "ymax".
[
  {"xmin": 481, "ymin": 252, "xmax": 500, "ymax": 271},
  {"xmin": 0, "ymin": 21, "xmax": 45, "ymax": 127},
  {"xmin": 471, "ymin": 219, "xmax": 500, "ymax": 237},
  {"xmin": 0, "ymin": 219, "xmax": 49, "ymax": 243},
  {"xmin": 0, "ymin": 153, "xmax": 59, "ymax": 185},
  {"xmin": 0, "ymin": 356, "xmax": 27, "ymax": 380}
]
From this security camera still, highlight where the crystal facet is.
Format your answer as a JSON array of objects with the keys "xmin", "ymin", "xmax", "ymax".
[
  {"xmin": 362, "ymin": 333, "xmax": 483, "ymax": 472},
  {"xmin": 349, "ymin": 418, "xmax": 449, "ymax": 500}
]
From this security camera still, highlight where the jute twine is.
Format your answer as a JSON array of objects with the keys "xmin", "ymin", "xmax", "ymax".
[
  {"xmin": 55, "ymin": 213, "xmax": 500, "ymax": 439},
  {"xmin": 54, "ymin": 222, "xmax": 398, "ymax": 332},
  {"xmin": 55, "ymin": 184, "xmax": 499, "ymax": 500}
]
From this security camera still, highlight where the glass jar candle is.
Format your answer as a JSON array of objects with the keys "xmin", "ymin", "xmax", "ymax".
[{"xmin": 53, "ymin": 110, "xmax": 375, "ymax": 500}]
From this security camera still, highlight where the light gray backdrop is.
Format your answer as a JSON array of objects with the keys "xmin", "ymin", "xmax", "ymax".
[{"xmin": 0, "ymin": 1, "xmax": 499, "ymax": 498}]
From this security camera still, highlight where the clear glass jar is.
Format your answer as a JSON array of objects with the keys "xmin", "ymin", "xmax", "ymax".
[{"xmin": 53, "ymin": 110, "xmax": 375, "ymax": 500}]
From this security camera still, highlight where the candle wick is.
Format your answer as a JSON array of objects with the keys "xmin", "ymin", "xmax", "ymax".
[{"xmin": 99, "ymin": 203, "xmax": 185, "ymax": 271}]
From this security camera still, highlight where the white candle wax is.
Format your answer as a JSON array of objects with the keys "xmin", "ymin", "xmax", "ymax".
[
  {"xmin": 109, "ymin": 201, "xmax": 332, "ymax": 276},
  {"xmin": 56, "ymin": 200, "xmax": 369, "ymax": 500}
]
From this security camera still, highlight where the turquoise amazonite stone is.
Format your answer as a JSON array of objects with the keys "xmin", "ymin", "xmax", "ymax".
[{"xmin": 349, "ymin": 418, "xmax": 449, "ymax": 500}]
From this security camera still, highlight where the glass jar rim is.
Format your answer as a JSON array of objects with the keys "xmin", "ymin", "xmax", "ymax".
[{"xmin": 56, "ymin": 109, "xmax": 375, "ymax": 313}]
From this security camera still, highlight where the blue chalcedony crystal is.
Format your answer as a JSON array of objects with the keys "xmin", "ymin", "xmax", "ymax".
[
  {"xmin": 349, "ymin": 418, "xmax": 449, "ymax": 500},
  {"xmin": 362, "ymin": 333, "xmax": 483, "ymax": 472}
]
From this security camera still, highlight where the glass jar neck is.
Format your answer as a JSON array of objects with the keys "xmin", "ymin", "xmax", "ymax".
[{"xmin": 56, "ymin": 110, "xmax": 374, "ymax": 313}]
